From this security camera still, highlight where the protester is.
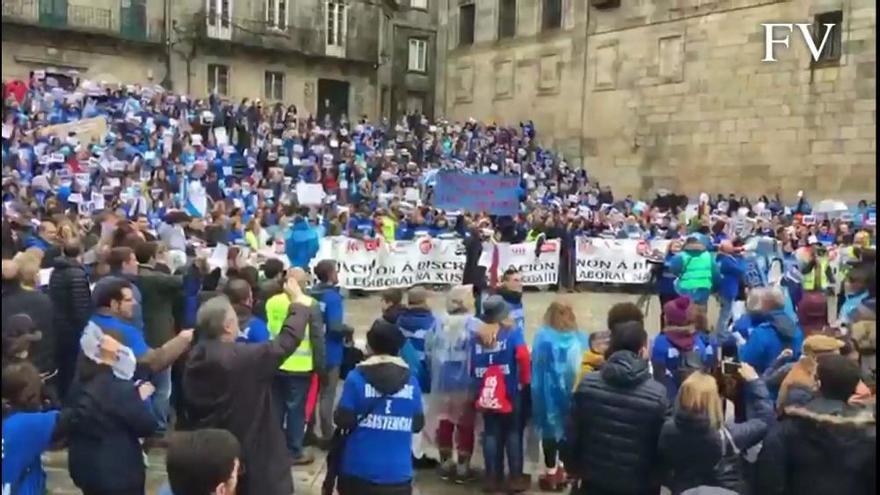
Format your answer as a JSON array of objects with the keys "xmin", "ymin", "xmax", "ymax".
[
  {"xmin": 47, "ymin": 239, "xmax": 93, "ymax": 400},
  {"xmin": 181, "ymin": 289, "xmax": 310, "ymax": 495},
  {"xmin": 331, "ymin": 318, "xmax": 425, "ymax": 495},
  {"xmin": 2, "ymin": 251, "xmax": 57, "ymax": 392},
  {"xmin": 658, "ymin": 363, "xmax": 774, "ymax": 494},
  {"xmin": 651, "ymin": 296, "xmax": 715, "ymax": 400},
  {"xmin": 530, "ymin": 300, "xmax": 587, "ymax": 491},
  {"xmin": 286, "ymin": 208, "xmax": 320, "ymax": 269},
  {"xmin": 161, "ymin": 429, "xmax": 242, "ymax": 495},
  {"xmin": 1, "ymin": 361, "xmax": 70, "ymax": 494},
  {"xmin": 669, "ymin": 235, "xmax": 718, "ymax": 311},
  {"xmin": 756, "ymin": 353, "xmax": 876, "ymax": 495},
  {"xmin": 309, "ymin": 259, "xmax": 354, "ymax": 446},
  {"xmin": 379, "ymin": 288, "xmax": 406, "ymax": 325},
  {"xmin": 427, "ymin": 285, "xmax": 477, "ymax": 483},
  {"xmin": 397, "ymin": 287, "xmax": 438, "ymax": 394},
  {"xmin": 224, "ymin": 278, "xmax": 270, "ymax": 343},
  {"xmin": 715, "ymin": 240, "xmax": 745, "ymax": 335},
  {"xmin": 266, "ymin": 268, "xmax": 325, "ymax": 465},
  {"xmin": 92, "ymin": 246, "xmax": 144, "ymax": 330},
  {"xmin": 471, "ymin": 295, "xmax": 531, "ymax": 493},
  {"xmin": 576, "ymin": 330, "xmax": 609, "ymax": 384},
  {"xmin": 738, "ymin": 287, "xmax": 804, "ymax": 377},
  {"xmin": 564, "ymin": 304, "xmax": 669, "ymax": 495},
  {"xmin": 66, "ymin": 325, "xmax": 159, "ymax": 495}
]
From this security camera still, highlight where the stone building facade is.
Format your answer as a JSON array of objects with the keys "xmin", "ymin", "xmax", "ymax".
[
  {"xmin": 1, "ymin": 0, "xmax": 396, "ymax": 120},
  {"xmin": 439, "ymin": 0, "xmax": 876, "ymax": 199}
]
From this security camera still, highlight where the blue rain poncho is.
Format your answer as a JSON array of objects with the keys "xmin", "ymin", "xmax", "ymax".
[
  {"xmin": 530, "ymin": 326, "xmax": 588, "ymax": 441},
  {"xmin": 426, "ymin": 313, "xmax": 477, "ymax": 424}
]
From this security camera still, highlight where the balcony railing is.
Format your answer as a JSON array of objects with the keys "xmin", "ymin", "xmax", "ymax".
[
  {"xmin": 2, "ymin": 0, "xmax": 162, "ymax": 43},
  {"xmin": 201, "ymin": 14, "xmax": 326, "ymax": 57}
]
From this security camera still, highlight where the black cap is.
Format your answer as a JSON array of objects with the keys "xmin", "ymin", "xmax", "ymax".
[{"xmin": 2, "ymin": 314, "xmax": 41, "ymax": 342}]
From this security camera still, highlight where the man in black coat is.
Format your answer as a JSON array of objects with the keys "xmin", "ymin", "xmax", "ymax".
[
  {"xmin": 564, "ymin": 309, "xmax": 669, "ymax": 495},
  {"xmin": 182, "ymin": 281, "xmax": 310, "ymax": 495},
  {"xmin": 756, "ymin": 353, "xmax": 876, "ymax": 495},
  {"xmin": 47, "ymin": 239, "xmax": 93, "ymax": 400}
]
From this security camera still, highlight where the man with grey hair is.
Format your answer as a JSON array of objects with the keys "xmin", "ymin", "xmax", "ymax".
[
  {"xmin": 181, "ymin": 279, "xmax": 311, "ymax": 495},
  {"xmin": 738, "ymin": 285, "xmax": 804, "ymax": 377}
]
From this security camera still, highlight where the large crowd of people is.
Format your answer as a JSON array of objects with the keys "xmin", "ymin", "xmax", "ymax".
[{"xmin": 1, "ymin": 73, "xmax": 877, "ymax": 495}]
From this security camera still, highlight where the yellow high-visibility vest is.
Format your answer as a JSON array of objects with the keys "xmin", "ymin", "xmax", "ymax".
[{"xmin": 265, "ymin": 293, "xmax": 313, "ymax": 373}]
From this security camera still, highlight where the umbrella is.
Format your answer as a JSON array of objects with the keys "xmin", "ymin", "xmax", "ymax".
[{"xmin": 814, "ymin": 199, "xmax": 849, "ymax": 215}]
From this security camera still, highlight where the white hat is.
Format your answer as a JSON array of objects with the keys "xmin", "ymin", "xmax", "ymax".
[{"xmin": 808, "ymin": 235, "xmax": 820, "ymax": 245}]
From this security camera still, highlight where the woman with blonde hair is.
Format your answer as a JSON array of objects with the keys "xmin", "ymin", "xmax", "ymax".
[
  {"xmin": 658, "ymin": 364, "xmax": 774, "ymax": 494},
  {"xmin": 244, "ymin": 216, "xmax": 269, "ymax": 251},
  {"xmin": 531, "ymin": 299, "xmax": 588, "ymax": 491}
]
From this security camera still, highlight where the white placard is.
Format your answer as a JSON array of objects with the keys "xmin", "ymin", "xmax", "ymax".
[
  {"xmin": 575, "ymin": 238, "xmax": 671, "ymax": 284},
  {"xmin": 295, "ymin": 182, "xmax": 326, "ymax": 206},
  {"xmin": 214, "ymin": 127, "xmax": 228, "ymax": 146}
]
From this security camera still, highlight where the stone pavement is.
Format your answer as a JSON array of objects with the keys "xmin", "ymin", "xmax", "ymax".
[{"xmin": 45, "ymin": 288, "xmax": 696, "ymax": 494}]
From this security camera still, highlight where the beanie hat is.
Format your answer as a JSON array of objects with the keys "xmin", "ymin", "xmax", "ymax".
[
  {"xmin": 481, "ymin": 295, "xmax": 511, "ymax": 325},
  {"xmin": 664, "ymin": 296, "xmax": 692, "ymax": 327},
  {"xmin": 797, "ymin": 294, "xmax": 828, "ymax": 332}
]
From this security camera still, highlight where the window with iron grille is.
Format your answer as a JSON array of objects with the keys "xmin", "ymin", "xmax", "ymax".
[
  {"xmin": 266, "ymin": 0, "xmax": 287, "ymax": 29},
  {"xmin": 813, "ymin": 11, "xmax": 843, "ymax": 63},
  {"xmin": 542, "ymin": 0, "xmax": 562, "ymax": 31},
  {"xmin": 459, "ymin": 3, "xmax": 475, "ymax": 46},
  {"xmin": 265, "ymin": 71, "xmax": 284, "ymax": 100},
  {"xmin": 408, "ymin": 38, "xmax": 428, "ymax": 72},
  {"xmin": 326, "ymin": 1, "xmax": 348, "ymax": 47},
  {"xmin": 208, "ymin": 64, "xmax": 230, "ymax": 96},
  {"xmin": 498, "ymin": 0, "xmax": 516, "ymax": 39}
]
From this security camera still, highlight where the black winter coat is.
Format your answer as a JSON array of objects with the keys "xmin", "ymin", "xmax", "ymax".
[
  {"xmin": 756, "ymin": 397, "xmax": 876, "ymax": 495},
  {"xmin": 565, "ymin": 349, "xmax": 669, "ymax": 495},
  {"xmin": 48, "ymin": 257, "xmax": 92, "ymax": 356},
  {"xmin": 658, "ymin": 379, "xmax": 775, "ymax": 494},
  {"xmin": 181, "ymin": 303, "xmax": 309, "ymax": 495},
  {"xmin": 1, "ymin": 286, "xmax": 56, "ymax": 374},
  {"xmin": 67, "ymin": 371, "xmax": 158, "ymax": 493}
]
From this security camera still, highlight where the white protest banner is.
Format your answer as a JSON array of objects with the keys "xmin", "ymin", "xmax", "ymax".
[
  {"xmin": 575, "ymin": 238, "xmax": 670, "ymax": 284},
  {"xmin": 493, "ymin": 240, "xmax": 561, "ymax": 285},
  {"xmin": 296, "ymin": 182, "xmax": 326, "ymax": 206},
  {"xmin": 312, "ymin": 236, "xmax": 467, "ymax": 290}
]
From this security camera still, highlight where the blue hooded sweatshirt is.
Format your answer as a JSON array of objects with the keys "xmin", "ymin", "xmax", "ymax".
[
  {"xmin": 739, "ymin": 309, "xmax": 803, "ymax": 376},
  {"xmin": 286, "ymin": 218, "xmax": 319, "ymax": 269}
]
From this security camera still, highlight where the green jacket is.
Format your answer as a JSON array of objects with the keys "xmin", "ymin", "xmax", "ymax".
[{"xmin": 677, "ymin": 251, "xmax": 715, "ymax": 291}]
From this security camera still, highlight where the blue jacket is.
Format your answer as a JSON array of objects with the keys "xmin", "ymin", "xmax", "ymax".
[
  {"xmin": 470, "ymin": 320, "xmax": 528, "ymax": 402},
  {"xmin": 716, "ymin": 253, "xmax": 746, "ymax": 301},
  {"xmin": 657, "ymin": 254, "xmax": 679, "ymax": 299},
  {"xmin": 397, "ymin": 307, "xmax": 439, "ymax": 393},
  {"xmin": 1, "ymin": 411, "xmax": 59, "ymax": 495},
  {"xmin": 651, "ymin": 330, "xmax": 716, "ymax": 400},
  {"xmin": 309, "ymin": 283, "xmax": 348, "ymax": 368},
  {"xmin": 739, "ymin": 310, "xmax": 803, "ymax": 376},
  {"xmin": 286, "ymin": 219, "xmax": 319, "ymax": 269}
]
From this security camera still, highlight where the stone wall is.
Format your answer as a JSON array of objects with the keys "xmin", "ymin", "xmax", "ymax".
[
  {"xmin": 582, "ymin": 0, "xmax": 876, "ymax": 200},
  {"xmin": 441, "ymin": 0, "xmax": 590, "ymax": 161},
  {"xmin": 440, "ymin": 0, "xmax": 876, "ymax": 199}
]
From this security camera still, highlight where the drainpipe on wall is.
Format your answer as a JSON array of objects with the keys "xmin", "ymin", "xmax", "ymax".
[
  {"xmin": 578, "ymin": 3, "xmax": 591, "ymax": 170},
  {"xmin": 161, "ymin": 0, "xmax": 173, "ymax": 89}
]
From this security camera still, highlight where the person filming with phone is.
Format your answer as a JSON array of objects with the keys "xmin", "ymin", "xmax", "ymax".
[{"xmin": 658, "ymin": 361, "xmax": 774, "ymax": 494}]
